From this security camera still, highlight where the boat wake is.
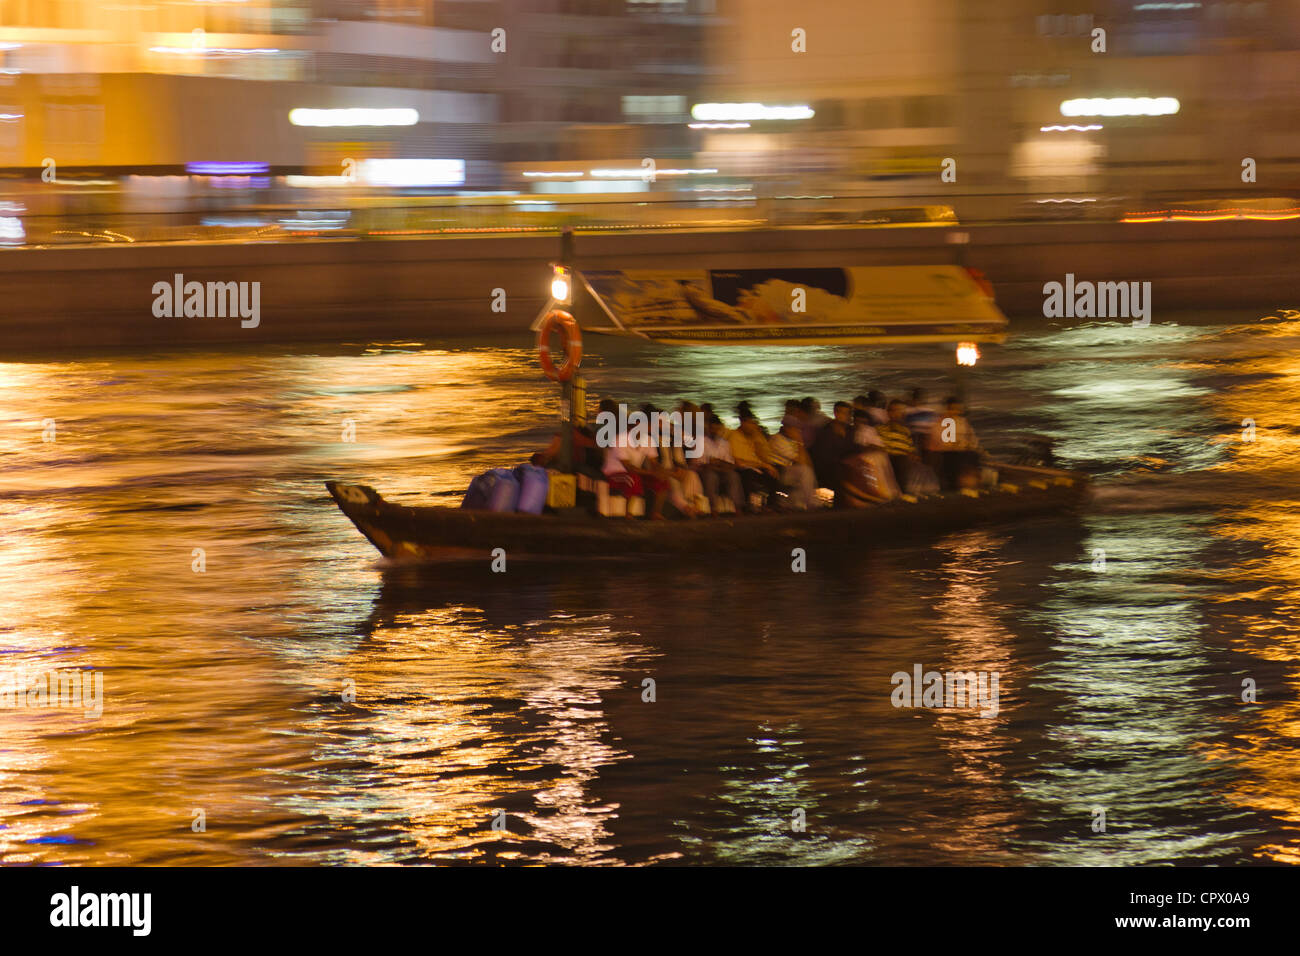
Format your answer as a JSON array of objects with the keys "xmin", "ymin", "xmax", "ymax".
[{"xmin": 1088, "ymin": 468, "xmax": 1300, "ymax": 515}]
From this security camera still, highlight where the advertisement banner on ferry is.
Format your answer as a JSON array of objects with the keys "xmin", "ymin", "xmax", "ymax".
[{"xmin": 576, "ymin": 266, "xmax": 1008, "ymax": 345}]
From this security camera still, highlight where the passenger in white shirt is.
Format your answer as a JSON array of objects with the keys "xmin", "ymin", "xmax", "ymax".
[
  {"xmin": 697, "ymin": 417, "xmax": 744, "ymax": 513},
  {"xmin": 601, "ymin": 416, "xmax": 669, "ymax": 517}
]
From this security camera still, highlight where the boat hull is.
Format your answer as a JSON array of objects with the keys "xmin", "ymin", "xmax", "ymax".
[{"xmin": 325, "ymin": 466, "xmax": 1089, "ymax": 562}]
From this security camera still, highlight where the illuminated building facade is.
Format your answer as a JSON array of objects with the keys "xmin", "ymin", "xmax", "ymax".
[
  {"xmin": 699, "ymin": 0, "xmax": 1300, "ymax": 199},
  {"xmin": 0, "ymin": 0, "xmax": 719, "ymax": 190}
]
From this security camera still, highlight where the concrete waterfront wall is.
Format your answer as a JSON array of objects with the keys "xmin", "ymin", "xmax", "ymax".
[{"xmin": 1, "ymin": 220, "xmax": 1297, "ymax": 352}]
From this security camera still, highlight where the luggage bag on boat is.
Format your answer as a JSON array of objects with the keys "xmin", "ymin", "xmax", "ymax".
[
  {"xmin": 545, "ymin": 470, "xmax": 576, "ymax": 510},
  {"xmin": 514, "ymin": 463, "xmax": 550, "ymax": 514},
  {"xmin": 461, "ymin": 468, "xmax": 521, "ymax": 512}
]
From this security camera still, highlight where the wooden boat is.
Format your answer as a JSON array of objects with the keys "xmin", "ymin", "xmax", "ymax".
[
  {"xmin": 325, "ymin": 464, "xmax": 1088, "ymax": 562},
  {"xmin": 327, "ymin": 254, "xmax": 1089, "ymax": 562}
]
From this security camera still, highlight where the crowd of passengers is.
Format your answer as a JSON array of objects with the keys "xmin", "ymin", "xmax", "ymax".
[{"xmin": 534, "ymin": 390, "xmax": 983, "ymax": 519}]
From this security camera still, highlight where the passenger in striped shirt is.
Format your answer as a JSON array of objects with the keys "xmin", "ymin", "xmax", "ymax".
[
  {"xmin": 767, "ymin": 419, "xmax": 817, "ymax": 511},
  {"xmin": 878, "ymin": 399, "xmax": 920, "ymax": 492}
]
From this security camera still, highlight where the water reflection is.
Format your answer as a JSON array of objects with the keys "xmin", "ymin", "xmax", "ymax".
[
  {"xmin": 1192, "ymin": 311, "xmax": 1300, "ymax": 863},
  {"xmin": 925, "ymin": 530, "xmax": 1021, "ymax": 860},
  {"xmin": 2, "ymin": 311, "xmax": 1299, "ymax": 864},
  {"xmin": 292, "ymin": 603, "xmax": 647, "ymax": 863}
]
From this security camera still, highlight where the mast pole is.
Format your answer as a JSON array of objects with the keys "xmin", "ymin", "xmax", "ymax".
[{"xmin": 557, "ymin": 227, "xmax": 576, "ymax": 473}]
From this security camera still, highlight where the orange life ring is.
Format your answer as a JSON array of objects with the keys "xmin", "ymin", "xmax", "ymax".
[{"xmin": 537, "ymin": 309, "xmax": 582, "ymax": 382}]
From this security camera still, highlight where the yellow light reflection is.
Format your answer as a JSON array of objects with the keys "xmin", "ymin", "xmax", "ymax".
[{"xmin": 1196, "ymin": 312, "xmax": 1300, "ymax": 862}]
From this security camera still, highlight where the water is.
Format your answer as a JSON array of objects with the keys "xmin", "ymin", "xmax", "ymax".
[{"xmin": 2, "ymin": 309, "xmax": 1300, "ymax": 865}]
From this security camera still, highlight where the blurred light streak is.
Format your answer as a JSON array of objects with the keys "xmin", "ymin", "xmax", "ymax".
[
  {"xmin": 1061, "ymin": 97, "xmax": 1179, "ymax": 117},
  {"xmin": 691, "ymin": 103, "xmax": 814, "ymax": 121},
  {"xmin": 288, "ymin": 108, "xmax": 419, "ymax": 128},
  {"xmin": 186, "ymin": 162, "xmax": 269, "ymax": 175},
  {"xmin": 359, "ymin": 158, "xmax": 464, "ymax": 188}
]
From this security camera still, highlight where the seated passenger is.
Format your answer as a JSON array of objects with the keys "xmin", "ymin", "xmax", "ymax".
[
  {"xmin": 662, "ymin": 446, "xmax": 705, "ymax": 517},
  {"xmin": 736, "ymin": 401, "xmax": 769, "ymax": 437},
  {"xmin": 852, "ymin": 404, "xmax": 884, "ymax": 449},
  {"xmin": 840, "ymin": 408, "xmax": 900, "ymax": 507},
  {"xmin": 878, "ymin": 399, "xmax": 920, "ymax": 491},
  {"xmin": 800, "ymin": 396, "xmax": 830, "ymax": 450},
  {"xmin": 839, "ymin": 444, "xmax": 900, "ymax": 506},
  {"xmin": 904, "ymin": 388, "xmax": 939, "ymax": 450},
  {"xmin": 780, "ymin": 398, "xmax": 805, "ymax": 438},
  {"xmin": 767, "ymin": 420, "xmax": 817, "ymax": 510},
  {"xmin": 602, "ymin": 408, "xmax": 670, "ymax": 518},
  {"xmin": 926, "ymin": 396, "xmax": 982, "ymax": 490},
  {"xmin": 698, "ymin": 415, "xmax": 745, "ymax": 514},
  {"xmin": 531, "ymin": 425, "xmax": 600, "ymax": 475},
  {"xmin": 730, "ymin": 411, "xmax": 780, "ymax": 512},
  {"xmin": 654, "ymin": 404, "xmax": 705, "ymax": 518},
  {"xmin": 810, "ymin": 401, "xmax": 855, "ymax": 495},
  {"xmin": 866, "ymin": 389, "xmax": 890, "ymax": 426}
]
